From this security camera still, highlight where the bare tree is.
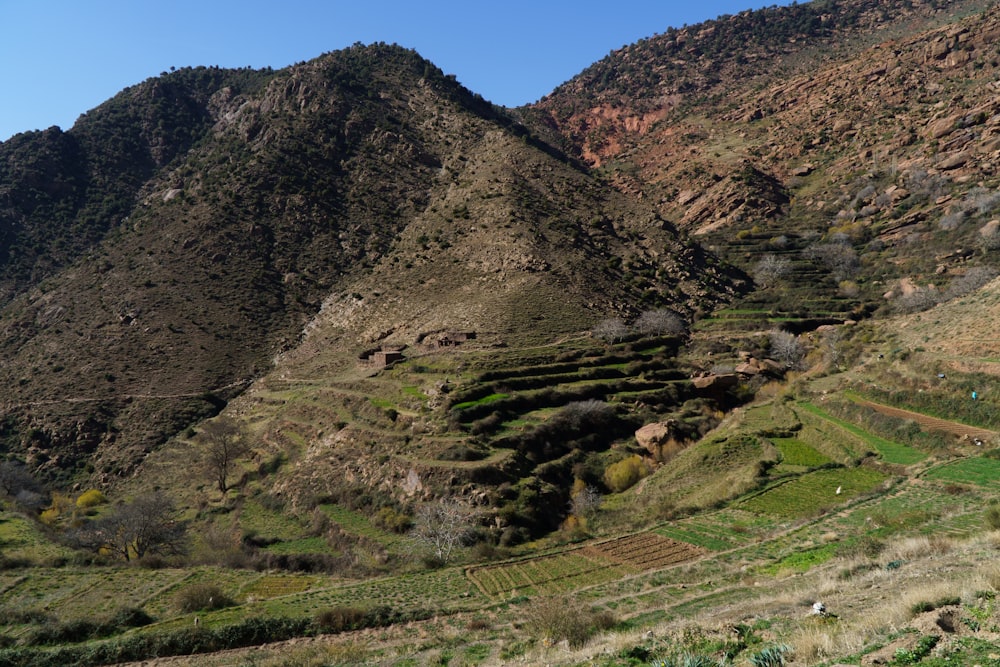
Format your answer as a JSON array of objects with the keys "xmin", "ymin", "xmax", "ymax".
[
  {"xmin": 410, "ymin": 498, "xmax": 475, "ymax": 564},
  {"xmin": 0, "ymin": 460, "xmax": 39, "ymax": 497},
  {"xmin": 198, "ymin": 417, "xmax": 251, "ymax": 493},
  {"xmin": 769, "ymin": 330, "xmax": 806, "ymax": 370},
  {"xmin": 570, "ymin": 485, "xmax": 602, "ymax": 520},
  {"xmin": 806, "ymin": 239, "xmax": 860, "ymax": 281},
  {"xmin": 0, "ymin": 460, "xmax": 45, "ymax": 510},
  {"xmin": 752, "ymin": 254, "xmax": 791, "ymax": 288},
  {"xmin": 72, "ymin": 492, "xmax": 187, "ymax": 562},
  {"xmin": 634, "ymin": 309, "xmax": 686, "ymax": 336},
  {"xmin": 591, "ymin": 318, "xmax": 629, "ymax": 343}
]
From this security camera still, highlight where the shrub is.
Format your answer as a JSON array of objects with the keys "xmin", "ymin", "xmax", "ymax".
[
  {"xmin": 373, "ymin": 506, "xmax": 413, "ymax": 533},
  {"xmin": 27, "ymin": 618, "xmax": 102, "ymax": 645},
  {"xmin": 525, "ymin": 596, "xmax": 602, "ymax": 648},
  {"xmin": 986, "ymin": 503, "xmax": 1000, "ymax": 530},
  {"xmin": 314, "ymin": 606, "xmax": 368, "ymax": 633},
  {"xmin": 604, "ymin": 455, "xmax": 650, "ymax": 493},
  {"xmin": 749, "ymin": 644, "xmax": 792, "ymax": 667},
  {"xmin": 175, "ymin": 583, "xmax": 233, "ymax": 613},
  {"xmin": 892, "ymin": 635, "xmax": 939, "ymax": 664},
  {"xmin": 109, "ymin": 607, "xmax": 154, "ymax": 629},
  {"xmin": 75, "ymin": 489, "xmax": 107, "ymax": 509},
  {"xmin": 651, "ymin": 655, "xmax": 718, "ymax": 667}
]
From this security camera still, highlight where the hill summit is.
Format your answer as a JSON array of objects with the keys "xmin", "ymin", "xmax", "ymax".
[{"xmin": 0, "ymin": 44, "xmax": 734, "ymax": 481}]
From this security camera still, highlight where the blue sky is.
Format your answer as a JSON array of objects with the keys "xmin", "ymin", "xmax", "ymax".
[{"xmin": 0, "ymin": 1, "xmax": 796, "ymax": 141}]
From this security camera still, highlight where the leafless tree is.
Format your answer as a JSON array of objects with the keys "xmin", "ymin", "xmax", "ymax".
[
  {"xmin": 410, "ymin": 498, "xmax": 476, "ymax": 564},
  {"xmin": 752, "ymin": 254, "xmax": 791, "ymax": 288},
  {"xmin": 944, "ymin": 266, "xmax": 998, "ymax": 300},
  {"xmin": 820, "ymin": 326, "xmax": 844, "ymax": 370},
  {"xmin": 0, "ymin": 460, "xmax": 38, "ymax": 497},
  {"xmin": 806, "ymin": 239, "xmax": 860, "ymax": 281},
  {"xmin": 769, "ymin": 330, "xmax": 806, "ymax": 370},
  {"xmin": 591, "ymin": 317, "xmax": 629, "ymax": 343},
  {"xmin": 72, "ymin": 492, "xmax": 187, "ymax": 562},
  {"xmin": 0, "ymin": 460, "xmax": 45, "ymax": 510},
  {"xmin": 570, "ymin": 485, "xmax": 603, "ymax": 520},
  {"xmin": 634, "ymin": 309, "xmax": 686, "ymax": 336},
  {"xmin": 198, "ymin": 417, "xmax": 251, "ymax": 493}
]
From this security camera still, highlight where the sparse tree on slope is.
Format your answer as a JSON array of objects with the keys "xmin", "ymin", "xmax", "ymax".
[
  {"xmin": 72, "ymin": 492, "xmax": 187, "ymax": 562},
  {"xmin": 753, "ymin": 254, "xmax": 791, "ymax": 288},
  {"xmin": 634, "ymin": 308, "xmax": 687, "ymax": 336},
  {"xmin": 410, "ymin": 498, "xmax": 475, "ymax": 564},
  {"xmin": 769, "ymin": 329, "xmax": 806, "ymax": 370},
  {"xmin": 198, "ymin": 417, "xmax": 251, "ymax": 493},
  {"xmin": 592, "ymin": 318, "xmax": 629, "ymax": 343}
]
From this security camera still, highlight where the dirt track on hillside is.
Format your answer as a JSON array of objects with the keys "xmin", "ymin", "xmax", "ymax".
[{"xmin": 854, "ymin": 399, "xmax": 997, "ymax": 442}]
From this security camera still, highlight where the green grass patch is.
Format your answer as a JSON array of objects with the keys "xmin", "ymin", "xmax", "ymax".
[
  {"xmin": 467, "ymin": 552, "xmax": 627, "ymax": 598},
  {"xmin": 450, "ymin": 393, "xmax": 509, "ymax": 411},
  {"xmin": 655, "ymin": 526, "xmax": 734, "ymax": 551},
  {"xmin": 799, "ymin": 402, "xmax": 927, "ymax": 465},
  {"xmin": 319, "ymin": 504, "xmax": 406, "ymax": 549},
  {"xmin": 772, "ymin": 437, "xmax": 831, "ymax": 467},
  {"xmin": 262, "ymin": 536, "xmax": 331, "ymax": 555},
  {"xmin": 923, "ymin": 457, "xmax": 1000, "ymax": 487},
  {"xmin": 239, "ymin": 574, "xmax": 318, "ymax": 600},
  {"xmin": 0, "ymin": 512, "xmax": 76, "ymax": 564},
  {"xmin": 238, "ymin": 499, "xmax": 310, "ymax": 542},
  {"xmin": 402, "ymin": 385, "xmax": 427, "ymax": 399},
  {"xmin": 740, "ymin": 467, "xmax": 888, "ymax": 517},
  {"xmin": 761, "ymin": 543, "xmax": 837, "ymax": 575}
]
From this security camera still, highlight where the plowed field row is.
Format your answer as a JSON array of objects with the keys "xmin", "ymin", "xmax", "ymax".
[
  {"xmin": 466, "ymin": 552, "xmax": 626, "ymax": 598},
  {"xmin": 585, "ymin": 533, "xmax": 704, "ymax": 570}
]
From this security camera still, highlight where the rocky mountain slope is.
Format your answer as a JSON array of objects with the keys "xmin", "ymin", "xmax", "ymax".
[
  {"xmin": 0, "ymin": 45, "xmax": 733, "ymax": 483},
  {"xmin": 529, "ymin": 0, "xmax": 1000, "ymax": 313},
  {"xmin": 0, "ymin": 0, "xmax": 998, "ymax": 516}
]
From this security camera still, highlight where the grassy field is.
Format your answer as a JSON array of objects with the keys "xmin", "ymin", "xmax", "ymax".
[
  {"xmin": 798, "ymin": 401, "xmax": 928, "ymax": 465},
  {"xmin": 739, "ymin": 466, "xmax": 889, "ymax": 517},
  {"xmin": 922, "ymin": 456, "xmax": 1000, "ymax": 487}
]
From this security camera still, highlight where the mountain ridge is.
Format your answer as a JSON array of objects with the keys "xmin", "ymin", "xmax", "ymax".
[{"xmin": 0, "ymin": 43, "xmax": 731, "ymax": 483}]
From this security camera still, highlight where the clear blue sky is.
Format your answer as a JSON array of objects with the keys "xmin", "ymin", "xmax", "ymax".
[{"xmin": 0, "ymin": 0, "xmax": 797, "ymax": 142}]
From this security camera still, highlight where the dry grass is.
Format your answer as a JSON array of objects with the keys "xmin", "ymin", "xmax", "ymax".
[{"xmin": 880, "ymin": 534, "xmax": 958, "ymax": 562}]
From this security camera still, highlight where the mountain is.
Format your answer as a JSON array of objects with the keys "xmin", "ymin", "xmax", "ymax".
[
  {"xmin": 0, "ymin": 44, "xmax": 735, "ymax": 484},
  {"xmin": 528, "ymin": 0, "xmax": 1000, "ymax": 318},
  {"xmin": 7, "ymin": 2, "xmax": 1000, "ymax": 665}
]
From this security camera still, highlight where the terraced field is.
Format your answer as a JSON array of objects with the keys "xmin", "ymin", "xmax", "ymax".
[
  {"xmin": 5, "ymin": 320, "xmax": 1000, "ymax": 666},
  {"xmin": 798, "ymin": 401, "xmax": 928, "ymax": 465},
  {"xmin": 739, "ymin": 466, "xmax": 889, "ymax": 518},
  {"xmin": 467, "ymin": 551, "xmax": 629, "ymax": 599},
  {"xmin": 923, "ymin": 456, "xmax": 1000, "ymax": 488},
  {"xmin": 583, "ymin": 533, "xmax": 704, "ymax": 571},
  {"xmin": 854, "ymin": 399, "xmax": 997, "ymax": 442},
  {"xmin": 656, "ymin": 509, "xmax": 775, "ymax": 551}
]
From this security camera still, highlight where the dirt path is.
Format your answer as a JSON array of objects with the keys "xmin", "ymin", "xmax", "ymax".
[{"xmin": 853, "ymin": 398, "xmax": 997, "ymax": 442}]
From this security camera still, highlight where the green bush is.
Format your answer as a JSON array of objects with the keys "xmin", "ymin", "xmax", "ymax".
[
  {"xmin": 373, "ymin": 506, "xmax": 413, "ymax": 533},
  {"xmin": 986, "ymin": 503, "xmax": 1000, "ymax": 530},
  {"xmin": 604, "ymin": 455, "xmax": 650, "ymax": 493},
  {"xmin": 748, "ymin": 643, "xmax": 792, "ymax": 667},
  {"xmin": 75, "ymin": 489, "xmax": 107, "ymax": 509},
  {"xmin": 891, "ymin": 635, "xmax": 939, "ymax": 665}
]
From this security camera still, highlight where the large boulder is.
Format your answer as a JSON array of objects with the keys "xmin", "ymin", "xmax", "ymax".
[
  {"xmin": 635, "ymin": 420, "xmax": 685, "ymax": 462},
  {"xmin": 691, "ymin": 373, "xmax": 739, "ymax": 391}
]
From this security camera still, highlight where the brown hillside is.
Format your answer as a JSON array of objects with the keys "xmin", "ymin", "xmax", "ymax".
[{"xmin": 0, "ymin": 45, "xmax": 731, "ymax": 483}]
